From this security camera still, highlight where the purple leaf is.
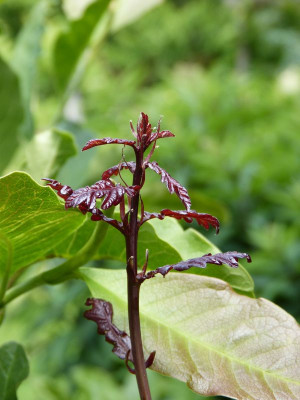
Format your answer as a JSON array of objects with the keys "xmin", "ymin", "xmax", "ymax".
[
  {"xmin": 137, "ymin": 112, "xmax": 152, "ymax": 142},
  {"xmin": 142, "ymin": 251, "xmax": 252, "ymax": 280},
  {"xmin": 141, "ymin": 211, "xmax": 165, "ymax": 225},
  {"xmin": 90, "ymin": 209, "xmax": 123, "ymax": 230},
  {"xmin": 42, "ymin": 178, "xmax": 73, "ymax": 200},
  {"xmin": 147, "ymin": 162, "xmax": 191, "ymax": 210},
  {"xmin": 102, "ymin": 162, "xmax": 136, "ymax": 180},
  {"xmin": 147, "ymin": 130, "xmax": 175, "ymax": 147},
  {"xmin": 65, "ymin": 180, "xmax": 140, "ymax": 211},
  {"xmin": 43, "ymin": 178, "xmax": 137, "ymax": 231},
  {"xmin": 134, "ymin": 112, "xmax": 175, "ymax": 148},
  {"xmin": 161, "ymin": 209, "xmax": 220, "ymax": 233},
  {"xmin": 82, "ymin": 138, "xmax": 136, "ymax": 151},
  {"xmin": 84, "ymin": 298, "xmax": 133, "ymax": 362}
]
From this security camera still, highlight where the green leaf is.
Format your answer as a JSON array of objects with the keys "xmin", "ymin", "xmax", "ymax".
[
  {"xmin": 0, "ymin": 341, "xmax": 29, "ymax": 400},
  {"xmin": 0, "ymin": 172, "xmax": 86, "ymax": 278},
  {"xmin": 24, "ymin": 129, "xmax": 77, "ymax": 181},
  {"xmin": 52, "ymin": 214, "xmax": 181, "ymax": 268},
  {"xmin": 53, "ymin": 0, "xmax": 110, "ymax": 95},
  {"xmin": 96, "ymin": 221, "xmax": 181, "ymax": 268},
  {"xmin": 11, "ymin": 0, "xmax": 48, "ymax": 138},
  {"xmin": 4, "ymin": 128, "xmax": 77, "ymax": 180},
  {"xmin": 79, "ymin": 267, "xmax": 300, "ymax": 400},
  {"xmin": 0, "ymin": 57, "xmax": 24, "ymax": 173},
  {"xmin": 148, "ymin": 218, "xmax": 254, "ymax": 296},
  {"xmin": 51, "ymin": 218, "xmax": 95, "ymax": 258}
]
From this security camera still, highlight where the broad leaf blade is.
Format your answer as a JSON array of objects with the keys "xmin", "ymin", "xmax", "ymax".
[
  {"xmin": 0, "ymin": 342, "xmax": 29, "ymax": 400},
  {"xmin": 53, "ymin": 0, "xmax": 110, "ymax": 94},
  {"xmin": 0, "ymin": 172, "xmax": 86, "ymax": 277},
  {"xmin": 79, "ymin": 268, "xmax": 300, "ymax": 400},
  {"xmin": 0, "ymin": 57, "xmax": 24, "ymax": 173}
]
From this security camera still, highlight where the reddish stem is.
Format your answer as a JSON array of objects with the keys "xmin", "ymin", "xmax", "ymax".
[{"xmin": 125, "ymin": 147, "xmax": 152, "ymax": 399}]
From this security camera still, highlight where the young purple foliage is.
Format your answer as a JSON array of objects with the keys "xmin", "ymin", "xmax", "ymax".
[
  {"xmin": 85, "ymin": 298, "xmax": 133, "ymax": 362},
  {"xmin": 146, "ymin": 162, "xmax": 191, "ymax": 210},
  {"xmin": 44, "ymin": 113, "xmax": 251, "ymax": 400},
  {"xmin": 85, "ymin": 298, "xmax": 155, "ymax": 374},
  {"xmin": 138, "ymin": 251, "xmax": 252, "ymax": 281}
]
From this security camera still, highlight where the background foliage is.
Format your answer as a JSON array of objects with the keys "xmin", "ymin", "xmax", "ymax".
[{"xmin": 0, "ymin": 0, "xmax": 299, "ymax": 399}]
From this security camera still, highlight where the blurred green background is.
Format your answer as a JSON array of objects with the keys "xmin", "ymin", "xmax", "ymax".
[{"xmin": 0, "ymin": 0, "xmax": 299, "ymax": 399}]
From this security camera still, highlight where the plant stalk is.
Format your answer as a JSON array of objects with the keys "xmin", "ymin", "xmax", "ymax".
[{"xmin": 126, "ymin": 149, "xmax": 152, "ymax": 400}]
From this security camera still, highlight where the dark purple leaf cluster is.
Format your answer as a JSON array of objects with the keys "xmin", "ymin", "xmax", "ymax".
[
  {"xmin": 44, "ymin": 113, "xmax": 222, "ymax": 233},
  {"xmin": 43, "ymin": 178, "xmax": 139, "ymax": 231},
  {"xmin": 131, "ymin": 112, "xmax": 174, "ymax": 149},
  {"xmin": 43, "ymin": 113, "xmax": 250, "ymax": 245}
]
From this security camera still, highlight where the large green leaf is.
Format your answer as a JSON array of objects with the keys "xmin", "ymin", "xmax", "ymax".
[
  {"xmin": 11, "ymin": 1, "xmax": 48, "ymax": 138},
  {"xmin": 0, "ymin": 342, "xmax": 29, "ymax": 400},
  {"xmin": 53, "ymin": 0, "xmax": 110, "ymax": 95},
  {"xmin": 0, "ymin": 57, "xmax": 24, "ymax": 173},
  {"xmin": 0, "ymin": 172, "xmax": 86, "ymax": 278},
  {"xmin": 79, "ymin": 267, "xmax": 300, "ymax": 400}
]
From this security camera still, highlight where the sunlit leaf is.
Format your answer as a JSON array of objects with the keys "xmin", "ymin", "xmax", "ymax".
[
  {"xmin": 0, "ymin": 172, "xmax": 86, "ymax": 278},
  {"xmin": 79, "ymin": 267, "xmax": 300, "ymax": 400}
]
